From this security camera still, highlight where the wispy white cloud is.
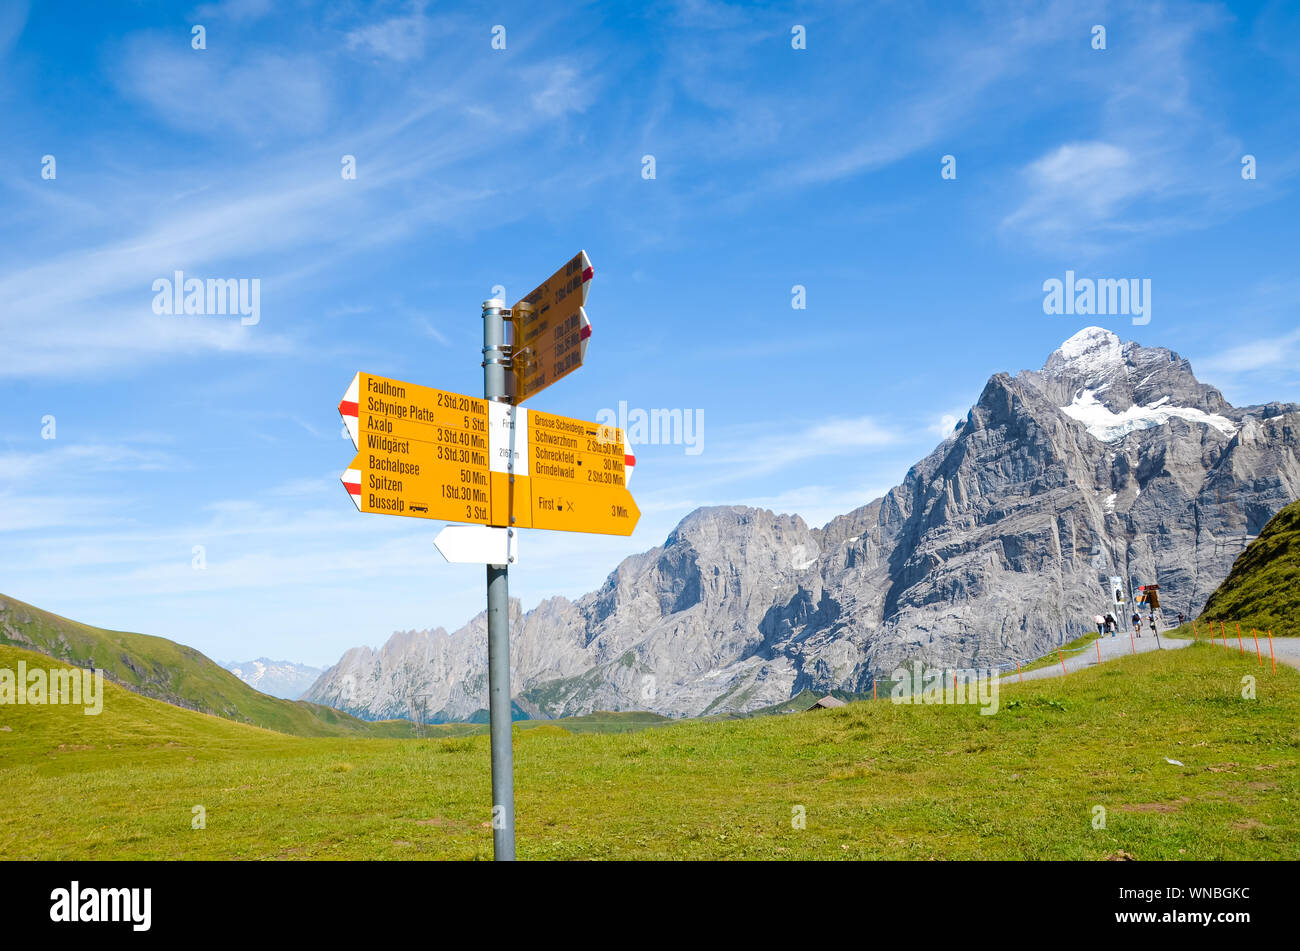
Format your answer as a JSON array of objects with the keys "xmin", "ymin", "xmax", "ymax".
[
  {"xmin": 1002, "ymin": 142, "xmax": 1151, "ymax": 239},
  {"xmin": 1197, "ymin": 326, "xmax": 1300, "ymax": 374},
  {"xmin": 998, "ymin": 4, "xmax": 1264, "ymax": 249},
  {"xmin": 926, "ymin": 411, "xmax": 964, "ymax": 438},
  {"xmin": 414, "ymin": 316, "xmax": 450, "ymax": 346},
  {"xmin": 693, "ymin": 414, "xmax": 899, "ymax": 485},
  {"xmin": 114, "ymin": 38, "xmax": 331, "ymax": 138},
  {"xmin": 0, "ymin": 493, "xmax": 125, "ymax": 533},
  {"xmin": 344, "ymin": 0, "xmax": 432, "ymax": 62},
  {"xmin": 192, "ymin": 0, "xmax": 274, "ymax": 22},
  {"xmin": 0, "ymin": 443, "xmax": 183, "ymax": 480},
  {"xmin": 779, "ymin": 5, "xmax": 1071, "ymax": 187},
  {"xmin": 525, "ymin": 62, "xmax": 593, "ymax": 117},
  {"xmin": 729, "ymin": 482, "xmax": 895, "ymax": 529},
  {"xmin": 0, "ymin": 1, "xmax": 28, "ymax": 59},
  {"xmin": 0, "ymin": 27, "xmax": 612, "ymax": 378}
]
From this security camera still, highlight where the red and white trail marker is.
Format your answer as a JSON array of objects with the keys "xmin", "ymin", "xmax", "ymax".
[
  {"xmin": 341, "ymin": 460, "xmax": 362, "ymax": 510},
  {"xmin": 338, "ymin": 372, "xmax": 360, "ymax": 449}
]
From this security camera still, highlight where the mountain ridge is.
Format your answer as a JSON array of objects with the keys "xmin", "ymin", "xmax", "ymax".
[
  {"xmin": 305, "ymin": 327, "xmax": 1300, "ymax": 720},
  {"xmin": 221, "ymin": 657, "xmax": 324, "ymax": 700}
]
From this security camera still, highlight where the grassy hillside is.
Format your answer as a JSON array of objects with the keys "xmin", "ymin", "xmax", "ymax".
[
  {"xmin": 1200, "ymin": 498, "xmax": 1300, "ymax": 635},
  {"xmin": 2, "ymin": 640, "xmax": 1296, "ymax": 859},
  {"xmin": 0, "ymin": 594, "xmax": 412, "ymax": 738}
]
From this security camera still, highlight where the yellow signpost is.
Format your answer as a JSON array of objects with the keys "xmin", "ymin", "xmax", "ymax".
[
  {"xmin": 336, "ymin": 252, "xmax": 637, "ymax": 861},
  {"xmin": 339, "ymin": 371, "xmax": 491, "ymax": 523},
  {"xmin": 526, "ymin": 409, "xmax": 638, "ymax": 536},
  {"xmin": 341, "ymin": 376, "xmax": 637, "ymax": 536},
  {"xmin": 510, "ymin": 250, "xmax": 592, "ymax": 403}
]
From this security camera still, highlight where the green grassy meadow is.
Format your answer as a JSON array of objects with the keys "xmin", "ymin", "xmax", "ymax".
[
  {"xmin": 1200, "ymin": 498, "xmax": 1300, "ymax": 635},
  {"xmin": 2, "ymin": 640, "xmax": 1296, "ymax": 860}
]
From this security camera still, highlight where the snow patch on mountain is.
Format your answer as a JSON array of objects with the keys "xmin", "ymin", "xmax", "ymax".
[
  {"xmin": 223, "ymin": 658, "xmax": 324, "ymax": 700},
  {"xmin": 1044, "ymin": 327, "xmax": 1125, "ymax": 388},
  {"xmin": 1060, "ymin": 390, "xmax": 1238, "ymax": 442}
]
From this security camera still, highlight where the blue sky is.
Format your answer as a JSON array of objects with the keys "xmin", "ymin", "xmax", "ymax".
[{"xmin": 1, "ymin": 0, "xmax": 1298, "ymax": 667}]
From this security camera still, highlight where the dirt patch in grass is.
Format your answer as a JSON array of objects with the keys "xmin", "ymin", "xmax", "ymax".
[{"xmin": 1118, "ymin": 798, "xmax": 1189, "ymax": 813}]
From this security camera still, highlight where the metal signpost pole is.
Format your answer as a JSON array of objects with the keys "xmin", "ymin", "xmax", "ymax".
[
  {"xmin": 481, "ymin": 298, "xmax": 516, "ymax": 860},
  {"xmin": 342, "ymin": 262, "xmax": 630, "ymax": 859}
]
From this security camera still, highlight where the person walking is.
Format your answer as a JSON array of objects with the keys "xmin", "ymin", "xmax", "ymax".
[
  {"xmin": 1095, "ymin": 614, "xmax": 1105, "ymax": 636},
  {"xmin": 1132, "ymin": 611, "xmax": 1142, "ymax": 637},
  {"xmin": 1105, "ymin": 613, "xmax": 1117, "ymax": 637}
]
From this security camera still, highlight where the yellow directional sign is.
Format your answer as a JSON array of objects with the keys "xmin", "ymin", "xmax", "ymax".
[
  {"xmin": 339, "ymin": 372, "xmax": 491, "ymax": 523},
  {"xmin": 529, "ymin": 410, "xmax": 627, "ymax": 489},
  {"xmin": 530, "ymin": 478, "xmax": 639, "ymax": 536},
  {"xmin": 339, "ymin": 371, "xmax": 639, "ymax": 536},
  {"xmin": 525, "ymin": 409, "xmax": 639, "ymax": 536},
  {"xmin": 510, "ymin": 251, "xmax": 592, "ymax": 403}
]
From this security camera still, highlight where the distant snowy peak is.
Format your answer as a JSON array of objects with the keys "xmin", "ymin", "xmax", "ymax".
[
  {"xmin": 1055, "ymin": 326, "xmax": 1122, "ymax": 363},
  {"xmin": 1023, "ymin": 326, "xmax": 1233, "ymax": 426},
  {"xmin": 223, "ymin": 657, "xmax": 324, "ymax": 700},
  {"xmin": 1060, "ymin": 389, "xmax": 1238, "ymax": 443},
  {"xmin": 1043, "ymin": 327, "xmax": 1125, "ymax": 387}
]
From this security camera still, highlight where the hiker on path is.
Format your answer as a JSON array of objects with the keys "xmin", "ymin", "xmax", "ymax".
[
  {"xmin": 1095, "ymin": 614, "xmax": 1105, "ymax": 636},
  {"xmin": 1133, "ymin": 611, "xmax": 1142, "ymax": 637},
  {"xmin": 1104, "ymin": 613, "xmax": 1117, "ymax": 636},
  {"xmin": 1177, "ymin": 613, "xmax": 1185, "ymax": 626}
]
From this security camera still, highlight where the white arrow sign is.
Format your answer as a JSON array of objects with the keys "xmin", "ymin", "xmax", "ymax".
[{"xmin": 435, "ymin": 525, "xmax": 518, "ymax": 565}]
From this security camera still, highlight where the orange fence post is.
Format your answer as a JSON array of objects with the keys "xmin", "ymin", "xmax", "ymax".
[
  {"xmin": 1236, "ymin": 621, "xmax": 1245, "ymax": 656},
  {"xmin": 1268, "ymin": 631, "xmax": 1276, "ymax": 675},
  {"xmin": 1058, "ymin": 649, "xmax": 1067, "ymax": 675},
  {"xmin": 1193, "ymin": 619, "xmax": 1198, "ymax": 640},
  {"xmin": 1096, "ymin": 639, "xmax": 1102, "ymax": 664},
  {"xmin": 1252, "ymin": 628, "xmax": 1262, "ymax": 666},
  {"xmin": 1016, "ymin": 660, "xmax": 1022, "ymax": 683},
  {"xmin": 873, "ymin": 679, "xmax": 877, "ymax": 700},
  {"xmin": 1221, "ymin": 621, "xmax": 1229, "ymax": 653},
  {"xmin": 1129, "ymin": 628, "xmax": 1135, "ymax": 654}
]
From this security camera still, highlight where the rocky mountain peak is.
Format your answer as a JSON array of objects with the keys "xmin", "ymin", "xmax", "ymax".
[
  {"xmin": 1043, "ymin": 326, "xmax": 1125, "ymax": 388},
  {"xmin": 1022, "ymin": 328, "xmax": 1234, "ymax": 440},
  {"xmin": 306, "ymin": 329, "xmax": 1300, "ymax": 721},
  {"xmin": 667, "ymin": 505, "xmax": 807, "ymax": 542}
]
